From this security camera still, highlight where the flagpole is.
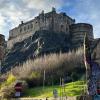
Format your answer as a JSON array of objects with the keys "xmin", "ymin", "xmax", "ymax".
[
  {"xmin": 43, "ymin": 70, "xmax": 45, "ymax": 91},
  {"xmin": 60, "ymin": 77, "xmax": 62, "ymax": 100},
  {"xmin": 84, "ymin": 33, "xmax": 89, "ymax": 94},
  {"xmin": 84, "ymin": 33, "xmax": 93, "ymax": 97}
]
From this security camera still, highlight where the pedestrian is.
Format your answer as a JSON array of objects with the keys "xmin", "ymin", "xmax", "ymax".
[
  {"xmin": 46, "ymin": 97, "xmax": 48, "ymax": 100},
  {"xmin": 66, "ymin": 96, "xmax": 67, "ymax": 100}
]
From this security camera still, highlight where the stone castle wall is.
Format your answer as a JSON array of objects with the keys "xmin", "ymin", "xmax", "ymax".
[
  {"xmin": 9, "ymin": 8, "xmax": 75, "ymax": 40},
  {"xmin": 70, "ymin": 23, "xmax": 94, "ymax": 48},
  {"xmin": 7, "ymin": 8, "xmax": 94, "ymax": 49},
  {"xmin": 7, "ymin": 31, "xmax": 33, "ymax": 49}
]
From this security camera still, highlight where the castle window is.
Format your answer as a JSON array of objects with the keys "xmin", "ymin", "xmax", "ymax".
[
  {"xmin": 31, "ymin": 24, "xmax": 33, "ymax": 28},
  {"xmin": 61, "ymin": 25, "xmax": 63, "ymax": 29},
  {"xmin": 11, "ymin": 32, "xmax": 13, "ymax": 36},
  {"xmin": 24, "ymin": 27, "xmax": 26, "ymax": 31},
  {"xmin": 42, "ymin": 17, "xmax": 44, "ymax": 22},
  {"xmin": 61, "ymin": 25, "xmax": 63, "ymax": 28},
  {"xmin": 67, "ymin": 20, "xmax": 69, "ymax": 25},
  {"xmin": 28, "ymin": 25, "xmax": 30, "ymax": 29},
  {"xmin": 66, "ymin": 26, "xmax": 69, "ymax": 32},
  {"xmin": 20, "ymin": 28, "xmax": 22, "ymax": 32},
  {"xmin": 61, "ymin": 25, "xmax": 64, "ymax": 32}
]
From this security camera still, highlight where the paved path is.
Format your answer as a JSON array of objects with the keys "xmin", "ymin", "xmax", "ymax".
[{"xmin": 11, "ymin": 97, "xmax": 77, "ymax": 100}]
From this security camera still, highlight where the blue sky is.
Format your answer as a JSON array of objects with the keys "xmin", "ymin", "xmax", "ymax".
[{"xmin": 0, "ymin": 0, "xmax": 100, "ymax": 40}]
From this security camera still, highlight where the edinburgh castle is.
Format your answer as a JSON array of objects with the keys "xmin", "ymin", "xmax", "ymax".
[
  {"xmin": 1, "ymin": 8, "xmax": 100, "ymax": 73},
  {"xmin": 7, "ymin": 8, "xmax": 94, "ymax": 49}
]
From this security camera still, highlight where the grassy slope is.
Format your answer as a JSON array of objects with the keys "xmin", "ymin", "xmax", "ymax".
[{"xmin": 24, "ymin": 81, "xmax": 86, "ymax": 98}]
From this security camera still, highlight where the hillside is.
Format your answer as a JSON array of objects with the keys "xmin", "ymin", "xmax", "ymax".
[
  {"xmin": 2, "ymin": 30, "xmax": 71, "ymax": 73},
  {"xmin": 0, "ymin": 50, "xmax": 86, "ymax": 99}
]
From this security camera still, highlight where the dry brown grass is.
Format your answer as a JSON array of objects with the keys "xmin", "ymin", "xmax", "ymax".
[
  {"xmin": 1, "ymin": 48, "xmax": 84, "ymax": 86},
  {"xmin": 10, "ymin": 48, "xmax": 84, "ymax": 79}
]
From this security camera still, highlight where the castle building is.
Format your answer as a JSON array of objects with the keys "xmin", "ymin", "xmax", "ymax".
[
  {"xmin": 8, "ymin": 8, "xmax": 94, "ymax": 49},
  {"xmin": 9, "ymin": 8, "xmax": 75, "ymax": 39}
]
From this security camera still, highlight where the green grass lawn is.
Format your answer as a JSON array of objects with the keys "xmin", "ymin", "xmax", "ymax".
[{"xmin": 24, "ymin": 81, "xmax": 86, "ymax": 98}]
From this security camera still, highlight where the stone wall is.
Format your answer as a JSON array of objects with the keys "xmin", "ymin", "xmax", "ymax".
[
  {"xmin": 52, "ymin": 12, "xmax": 75, "ymax": 33},
  {"xmin": 9, "ymin": 18, "xmax": 40, "ymax": 39},
  {"xmin": 7, "ymin": 31, "xmax": 33, "ymax": 49},
  {"xmin": 92, "ymin": 39, "xmax": 100, "ymax": 64},
  {"xmin": 0, "ymin": 34, "xmax": 5, "ymax": 60}
]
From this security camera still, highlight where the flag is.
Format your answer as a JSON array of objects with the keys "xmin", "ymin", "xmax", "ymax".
[
  {"xmin": 84, "ymin": 33, "xmax": 92, "ymax": 68},
  {"xmin": 84, "ymin": 33, "xmax": 92, "ymax": 81},
  {"xmin": 84, "ymin": 33, "xmax": 96, "ymax": 95}
]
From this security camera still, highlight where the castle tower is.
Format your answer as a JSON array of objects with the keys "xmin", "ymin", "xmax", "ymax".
[
  {"xmin": 70, "ymin": 23, "xmax": 94, "ymax": 48},
  {"xmin": 52, "ymin": 7, "xmax": 56, "ymax": 12}
]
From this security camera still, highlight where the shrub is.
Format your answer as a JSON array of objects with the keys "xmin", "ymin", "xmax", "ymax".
[
  {"xmin": 26, "ymin": 72, "xmax": 42, "ymax": 87},
  {"xmin": 29, "ymin": 72, "xmax": 41, "ymax": 80},
  {"xmin": 0, "ymin": 74, "xmax": 16, "ymax": 91},
  {"xmin": 6, "ymin": 74, "xmax": 16, "ymax": 85},
  {"xmin": 0, "ymin": 85, "xmax": 15, "ymax": 99}
]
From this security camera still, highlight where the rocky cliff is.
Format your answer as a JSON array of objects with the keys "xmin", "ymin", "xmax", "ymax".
[{"xmin": 2, "ymin": 30, "xmax": 71, "ymax": 72}]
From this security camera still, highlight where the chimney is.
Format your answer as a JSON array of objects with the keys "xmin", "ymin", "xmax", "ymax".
[
  {"xmin": 21, "ymin": 21, "xmax": 24, "ymax": 24},
  {"xmin": 41, "ymin": 10, "xmax": 44, "ymax": 14},
  {"xmin": 52, "ymin": 7, "xmax": 56, "ymax": 13}
]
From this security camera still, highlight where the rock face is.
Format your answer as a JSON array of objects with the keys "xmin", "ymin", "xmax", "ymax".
[
  {"xmin": 2, "ymin": 30, "xmax": 70, "ymax": 72},
  {"xmin": 0, "ymin": 34, "xmax": 5, "ymax": 60},
  {"xmin": 92, "ymin": 38, "xmax": 100, "ymax": 64}
]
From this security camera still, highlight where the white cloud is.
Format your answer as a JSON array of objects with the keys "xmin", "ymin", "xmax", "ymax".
[
  {"xmin": 0, "ymin": 0, "xmax": 65, "ymax": 39},
  {"xmin": 70, "ymin": 0, "xmax": 100, "ymax": 38},
  {"xmin": 0, "ymin": 14, "xmax": 6, "ymax": 28},
  {"xmin": 23, "ymin": 0, "xmax": 63, "ymax": 11},
  {"xmin": 0, "ymin": 0, "xmax": 100, "ymax": 39}
]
